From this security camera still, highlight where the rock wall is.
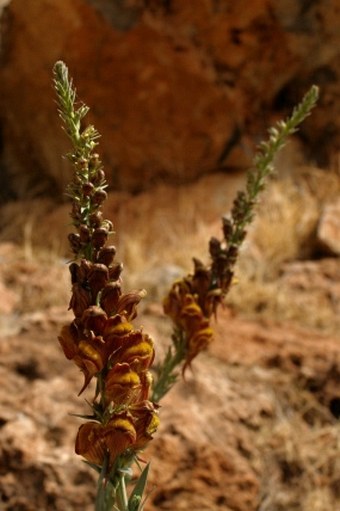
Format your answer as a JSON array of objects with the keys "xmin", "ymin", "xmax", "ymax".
[{"xmin": 0, "ymin": 0, "xmax": 339, "ymax": 198}]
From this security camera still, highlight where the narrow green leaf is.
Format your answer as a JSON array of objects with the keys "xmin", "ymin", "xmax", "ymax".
[{"xmin": 128, "ymin": 463, "xmax": 150, "ymax": 511}]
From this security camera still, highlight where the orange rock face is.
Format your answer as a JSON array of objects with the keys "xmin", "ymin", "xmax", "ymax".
[{"xmin": 0, "ymin": 0, "xmax": 339, "ymax": 197}]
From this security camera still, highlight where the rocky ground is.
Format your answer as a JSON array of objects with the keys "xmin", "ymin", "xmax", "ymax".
[
  {"xmin": 1, "ymin": 2, "xmax": 339, "ymax": 508},
  {"xmin": 0, "ymin": 168, "xmax": 340, "ymax": 511}
]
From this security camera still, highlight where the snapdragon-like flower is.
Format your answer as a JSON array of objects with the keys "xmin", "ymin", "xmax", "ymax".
[
  {"xmin": 54, "ymin": 60, "xmax": 319, "ymax": 507},
  {"xmin": 163, "ymin": 279, "xmax": 214, "ymax": 370},
  {"xmin": 54, "ymin": 61, "xmax": 159, "ymax": 498},
  {"xmin": 159, "ymin": 84, "xmax": 319, "ymax": 393},
  {"xmin": 57, "ymin": 203, "xmax": 159, "ymax": 471}
]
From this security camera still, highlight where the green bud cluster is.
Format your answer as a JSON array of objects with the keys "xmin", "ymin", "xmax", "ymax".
[{"xmin": 53, "ymin": 61, "xmax": 113, "ymax": 262}]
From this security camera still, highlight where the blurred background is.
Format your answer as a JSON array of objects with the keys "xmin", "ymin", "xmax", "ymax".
[
  {"xmin": 0, "ymin": 0, "xmax": 340, "ymax": 201},
  {"xmin": 1, "ymin": 0, "xmax": 340, "ymax": 322},
  {"xmin": 0, "ymin": 2, "xmax": 340, "ymax": 510},
  {"xmin": 0, "ymin": 0, "xmax": 339, "ymax": 200}
]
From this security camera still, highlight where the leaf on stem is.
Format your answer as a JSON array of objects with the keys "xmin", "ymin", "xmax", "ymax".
[{"xmin": 128, "ymin": 463, "xmax": 150, "ymax": 511}]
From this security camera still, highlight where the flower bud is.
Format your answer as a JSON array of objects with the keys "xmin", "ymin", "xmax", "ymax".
[
  {"xmin": 92, "ymin": 227, "xmax": 108, "ymax": 250},
  {"xmin": 209, "ymin": 237, "xmax": 221, "ymax": 258},
  {"xmin": 82, "ymin": 182, "xmax": 94, "ymax": 196},
  {"xmin": 69, "ymin": 284, "xmax": 91, "ymax": 318},
  {"xmin": 81, "ymin": 306, "xmax": 108, "ymax": 335},
  {"xmin": 100, "ymin": 282, "xmax": 121, "ymax": 316},
  {"xmin": 79, "ymin": 224, "xmax": 90, "ymax": 243},
  {"xmin": 222, "ymin": 216, "xmax": 233, "ymax": 241},
  {"xmin": 220, "ymin": 269, "xmax": 233, "ymax": 291},
  {"xmin": 89, "ymin": 153, "xmax": 100, "ymax": 167},
  {"xmin": 92, "ymin": 168, "xmax": 106, "ymax": 186},
  {"xmin": 93, "ymin": 189, "xmax": 107, "ymax": 205},
  {"xmin": 68, "ymin": 233, "xmax": 81, "ymax": 253},
  {"xmin": 78, "ymin": 259, "xmax": 93, "ymax": 281},
  {"xmin": 88, "ymin": 263, "xmax": 109, "ymax": 299},
  {"xmin": 227, "ymin": 245, "xmax": 238, "ymax": 263},
  {"xmin": 71, "ymin": 203, "xmax": 82, "ymax": 222},
  {"xmin": 78, "ymin": 157, "xmax": 88, "ymax": 167},
  {"xmin": 89, "ymin": 211, "xmax": 103, "ymax": 228},
  {"xmin": 109, "ymin": 262, "xmax": 123, "ymax": 281},
  {"xmin": 69, "ymin": 262, "xmax": 80, "ymax": 284},
  {"xmin": 101, "ymin": 219, "xmax": 114, "ymax": 233},
  {"xmin": 97, "ymin": 246, "xmax": 116, "ymax": 266}
]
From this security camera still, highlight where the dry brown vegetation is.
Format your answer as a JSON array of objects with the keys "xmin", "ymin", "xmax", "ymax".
[
  {"xmin": 2, "ymin": 162, "xmax": 340, "ymax": 330},
  {"xmin": 1, "ymin": 161, "xmax": 340, "ymax": 510}
]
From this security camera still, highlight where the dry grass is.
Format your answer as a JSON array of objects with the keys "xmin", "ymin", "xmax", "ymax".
[
  {"xmin": 212, "ymin": 355, "xmax": 340, "ymax": 511},
  {"xmin": 0, "ymin": 242, "xmax": 69, "ymax": 316},
  {"xmin": 1, "ymin": 164, "xmax": 340, "ymax": 510},
  {"xmin": 257, "ymin": 370, "xmax": 340, "ymax": 511},
  {"xmin": 1, "ymin": 165, "xmax": 340, "ymax": 331},
  {"xmin": 227, "ymin": 166, "xmax": 340, "ymax": 332}
]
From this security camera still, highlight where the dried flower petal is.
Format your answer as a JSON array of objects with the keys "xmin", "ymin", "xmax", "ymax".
[
  {"xmin": 97, "ymin": 245, "xmax": 116, "ymax": 266},
  {"xmin": 58, "ymin": 324, "xmax": 105, "ymax": 393},
  {"xmin": 81, "ymin": 306, "xmax": 108, "ymax": 335},
  {"xmin": 58, "ymin": 324, "xmax": 79, "ymax": 360},
  {"xmin": 69, "ymin": 284, "xmax": 91, "ymax": 318},
  {"xmin": 116, "ymin": 289, "xmax": 147, "ymax": 321},
  {"xmin": 131, "ymin": 401, "xmax": 160, "ymax": 450},
  {"xmin": 88, "ymin": 264, "xmax": 109, "ymax": 300},
  {"xmin": 100, "ymin": 282, "xmax": 121, "ymax": 316}
]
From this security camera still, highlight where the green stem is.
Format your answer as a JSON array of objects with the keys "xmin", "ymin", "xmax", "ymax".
[
  {"xmin": 152, "ymin": 330, "xmax": 187, "ymax": 402},
  {"xmin": 95, "ymin": 457, "xmax": 115, "ymax": 511},
  {"xmin": 224, "ymin": 85, "xmax": 320, "ymax": 251},
  {"xmin": 116, "ymin": 475, "xmax": 129, "ymax": 511}
]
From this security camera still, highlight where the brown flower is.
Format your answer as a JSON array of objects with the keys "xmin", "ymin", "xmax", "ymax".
[
  {"xmin": 183, "ymin": 322, "xmax": 214, "ymax": 370},
  {"xmin": 180, "ymin": 295, "xmax": 214, "ymax": 369},
  {"xmin": 87, "ymin": 263, "xmax": 109, "ymax": 300},
  {"xmin": 100, "ymin": 282, "xmax": 122, "ymax": 316},
  {"xmin": 58, "ymin": 323, "xmax": 106, "ymax": 393},
  {"xmin": 163, "ymin": 282, "xmax": 214, "ymax": 370},
  {"xmin": 163, "ymin": 279, "xmax": 191, "ymax": 325},
  {"xmin": 100, "ymin": 286, "xmax": 146, "ymax": 321},
  {"xmin": 69, "ymin": 283, "xmax": 91, "ymax": 319},
  {"xmin": 107, "ymin": 330, "xmax": 155, "ymax": 372},
  {"xmin": 81, "ymin": 306, "xmax": 108, "ymax": 335},
  {"xmin": 130, "ymin": 401, "xmax": 160, "ymax": 450},
  {"xmin": 104, "ymin": 362, "xmax": 151, "ymax": 406},
  {"xmin": 100, "ymin": 315, "xmax": 154, "ymax": 369},
  {"xmin": 116, "ymin": 289, "xmax": 147, "ymax": 321},
  {"xmin": 75, "ymin": 414, "xmax": 136, "ymax": 468}
]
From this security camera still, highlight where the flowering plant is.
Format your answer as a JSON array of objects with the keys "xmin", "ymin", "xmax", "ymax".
[{"xmin": 53, "ymin": 61, "xmax": 318, "ymax": 510}]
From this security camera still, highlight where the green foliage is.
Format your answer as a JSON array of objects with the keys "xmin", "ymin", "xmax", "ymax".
[
  {"xmin": 213, "ymin": 85, "xmax": 319, "ymax": 289},
  {"xmin": 151, "ymin": 329, "xmax": 187, "ymax": 402},
  {"xmin": 128, "ymin": 463, "xmax": 150, "ymax": 511},
  {"xmin": 53, "ymin": 61, "xmax": 111, "ymax": 261}
]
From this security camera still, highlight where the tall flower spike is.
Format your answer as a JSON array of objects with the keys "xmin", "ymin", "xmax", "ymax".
[
  {"xmin": 154, "ymin": 85, "xmax": 319, "ymax": 401},
  {"xmin": 54, "ymin": 61, "xmax": 112, "ymax": 262},
  {"xmin": 54, "ymin": 61, "xmax": 159, "ymax": 510}
]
